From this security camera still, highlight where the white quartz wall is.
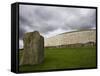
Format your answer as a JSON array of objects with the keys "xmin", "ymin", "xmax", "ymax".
[{"xmin": 44, "ymin": 30, "xmax": 96, "ymax": 47}]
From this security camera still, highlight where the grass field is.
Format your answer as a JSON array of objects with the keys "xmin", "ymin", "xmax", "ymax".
[{"xmin": 19, "ymin": 46, "xmax": 96, "ymax": 72}]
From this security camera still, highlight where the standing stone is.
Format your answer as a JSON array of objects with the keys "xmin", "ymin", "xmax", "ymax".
[{"xmin": 20, "ymin": 31, "xmax": 44, "ymax": 65}]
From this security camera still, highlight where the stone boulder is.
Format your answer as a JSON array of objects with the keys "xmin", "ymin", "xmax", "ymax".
[{"xmin": 20, "ymin": 31, "xmax": 44, "ymax": 65}]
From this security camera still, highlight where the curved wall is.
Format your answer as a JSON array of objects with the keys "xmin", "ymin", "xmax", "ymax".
[{"xmin": 44, "ymin": 30, "xmax": 96, "ymax": 47}]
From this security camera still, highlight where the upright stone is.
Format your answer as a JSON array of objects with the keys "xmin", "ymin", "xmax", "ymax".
[{"xmin": 20, "ymin": 31, "xmax": 44, "ymax": 65}]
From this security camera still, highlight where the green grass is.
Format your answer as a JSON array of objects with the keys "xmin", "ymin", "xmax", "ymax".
[{"xmin": 19, "ymin": 46, "xmax": 96, "ymax": 72}]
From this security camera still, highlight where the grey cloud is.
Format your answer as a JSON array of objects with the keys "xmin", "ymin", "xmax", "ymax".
[{"xmin": 19, "ymin": 5, "xmax": 96, "ymax": 48}]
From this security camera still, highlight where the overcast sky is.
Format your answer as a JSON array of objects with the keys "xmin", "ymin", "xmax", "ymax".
[{"xmin": 19, "ymin": 5, "xmax": 96, "ymax": 49}]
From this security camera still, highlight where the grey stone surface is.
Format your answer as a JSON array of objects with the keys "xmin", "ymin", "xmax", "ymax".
[{"xmin": 20, "ymin": 31, "xmax": 44, "ymax": 65}]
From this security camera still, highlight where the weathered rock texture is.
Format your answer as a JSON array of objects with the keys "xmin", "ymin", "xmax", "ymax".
[
  {"xmin": 45, "ymin": 29, "xmax": 96, "ymax": 47},
  {"xmin": 20, "ymin": 31, "xmax": 44, "ymax": 65}
]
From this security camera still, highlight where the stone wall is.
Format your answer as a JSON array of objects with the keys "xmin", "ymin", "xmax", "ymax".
[{"xmin": 44, "ymin": 30, "xmax": 96, "ymax": 47}]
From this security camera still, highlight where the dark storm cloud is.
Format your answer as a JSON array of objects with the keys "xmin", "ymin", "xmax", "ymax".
[{"xmin": 19, "ymin": 5, "xmax": 96, "ymax": 48}]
